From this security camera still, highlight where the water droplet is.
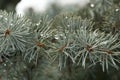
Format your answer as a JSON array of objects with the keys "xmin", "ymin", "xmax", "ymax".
[
  {"xmin": 115, "ymin": 9, "xmax": 119, "ymax": 12},
  {"xmin": 40, "ymin": 33, "xmax": 44, "ymax": 37},
  {"xmin": 65, "ymin": 16, "xmax": 68, "ymax": 19},
  {"xmin": 90, "ymin": 4, "xmax": 95, "ymax": 8},
  {"xmin": 55, "ymin": 35, "xmax": 59, "ymax": 39},
  {"xmin": 10, "ymin": 24, "xmax": 13, "ymax": 26},
  {"xmin": 3, "ymin": 63, "xmax": 6, "ymax": 66},
  {"xmin": 67, "ymin": 25, "xmax": 70, "ymax": 27},
  {"xmin": 22, "ymin": 24, "xmax": 25, "ymax": 26},
  {"xmin": 36, "ymin": 23, "xmax": 39, "ymax": 26},
  {"xmin": 60, "ymin": 33, "xmax": 64, "ymax": 36},
  {"xmin": 0, "ymin": 15, "xmax": 3, "ymax": 18},
  {"xmin": 100, "ymin": 41, "xmax": 109, "ymax": 45},
  {"xmin": 5, "ymin": 18, "xmax": 8, "ymax": 21}
]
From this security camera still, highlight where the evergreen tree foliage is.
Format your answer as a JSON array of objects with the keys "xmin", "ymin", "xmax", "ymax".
[{"xmin": 0, "ymin": 0, "xmax": 120, "ymax": 80}]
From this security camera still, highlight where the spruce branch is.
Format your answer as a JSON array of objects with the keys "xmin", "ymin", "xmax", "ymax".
[
  {"xmin": 0, "ymin": 11, "xmax": 32, "ymax": 56},
  {"xmin": 48, "ymin": 32, "xmax": 75, "ymax": 70},
  {"xmin": 74, "ymin": 20, "xmax": 120, "ymax": 71},
  {"xmin": 53, "ymin": 13, "xmax": 120, "ymax": 71},
  {"xmin": 48, "ymin": 14, "xmax": 88, "ymax": 69},
  {"xmin": 0, "ymin": 0, "xmax": 119, "ymax": 79},
  {"xmin": 24, "ymin": 16, "xmax": 55, "ymax": 63}
]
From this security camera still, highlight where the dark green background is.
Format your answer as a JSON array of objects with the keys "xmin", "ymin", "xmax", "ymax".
[{"xmin": 0, "ymin": 0, "xmax": 20, "ymax": 11}]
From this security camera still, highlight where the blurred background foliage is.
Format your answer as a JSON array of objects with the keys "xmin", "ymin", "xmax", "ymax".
[{"xmin": 0, "ymin": 0, "xmax": 20, "ymax": 11}]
